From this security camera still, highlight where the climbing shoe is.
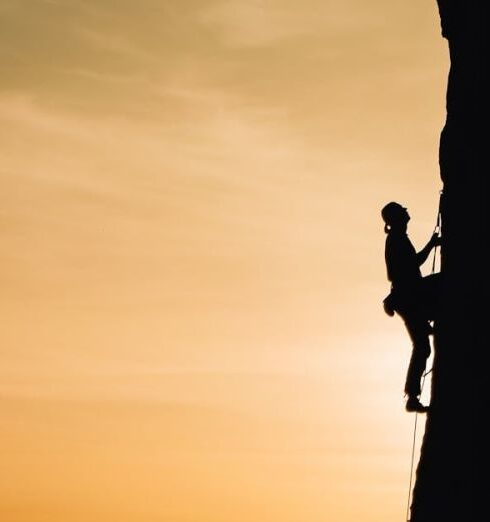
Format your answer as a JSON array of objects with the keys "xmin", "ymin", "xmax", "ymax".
[{"xmin": 406, "ymin": 397, "xmax": 429, "ymax": 413}]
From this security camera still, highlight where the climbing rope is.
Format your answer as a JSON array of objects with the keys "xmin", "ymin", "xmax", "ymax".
[
  {"xmin": 405, "ymin": 191, "xmax": 442, "ymax": 522},
  {"xmin": 431, "ymin": 190, "xmax": 443, "ymax": 274},
  {"xmin": 405, "ymin": 368, "xmax": 431, "ymax": 522}
]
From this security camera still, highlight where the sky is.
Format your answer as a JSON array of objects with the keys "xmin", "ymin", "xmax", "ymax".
[{"xmin": 0, "ymin": 1, "xmax": 448, "ymax": 521}]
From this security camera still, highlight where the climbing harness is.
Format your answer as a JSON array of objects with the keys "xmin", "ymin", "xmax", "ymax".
[{"xmin": 405, "ymin": 190, "xmax": 443, "ymax": 522}]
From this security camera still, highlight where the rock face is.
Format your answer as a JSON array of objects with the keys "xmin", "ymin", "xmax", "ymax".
[{"xmin": 410, "ymin": 2, "xmax": 485, "ymax": 521}]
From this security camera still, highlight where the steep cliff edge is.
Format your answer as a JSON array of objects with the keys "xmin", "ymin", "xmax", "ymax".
[{"xmin": 410, "ymin": 2, "xmax": 485, "ymax": 521}]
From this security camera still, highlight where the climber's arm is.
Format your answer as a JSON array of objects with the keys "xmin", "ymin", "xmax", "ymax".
[{"xmin": 417, "ymin": 233, "xmax": 441, "ymax": 266}]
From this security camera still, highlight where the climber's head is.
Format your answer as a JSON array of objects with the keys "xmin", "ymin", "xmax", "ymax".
[{"xmin": 381, "ymin": 202, "xmax": 409, "ymax": 232}]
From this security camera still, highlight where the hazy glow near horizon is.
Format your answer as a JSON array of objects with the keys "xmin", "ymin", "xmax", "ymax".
[{"xmin": 1, "ymin": 1, "xmax": 447, "ymax": 521}]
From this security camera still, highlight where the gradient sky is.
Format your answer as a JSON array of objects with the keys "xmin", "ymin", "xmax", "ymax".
[{"xmin": 1, "ymin": 2, "xmax": 447, "ymax": 521}]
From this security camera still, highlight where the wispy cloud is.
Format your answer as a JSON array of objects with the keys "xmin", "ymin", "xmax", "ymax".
[
  {"xmin": 199, "ymin": 0, "xmax": 384, "ymax": 48},
  {"xmin": 200, "ymin": 1, "xmax": 310, "ymax": 47}
]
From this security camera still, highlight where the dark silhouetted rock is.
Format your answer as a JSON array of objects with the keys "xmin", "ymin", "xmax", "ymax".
[{"xmin": 410, "ymin": 2, "xmax": 486, "ymax": 521}]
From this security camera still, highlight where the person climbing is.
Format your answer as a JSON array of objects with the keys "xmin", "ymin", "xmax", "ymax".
[{"xmin": 381, "ymin": 202, "xmax": 441, "ymax": 413}]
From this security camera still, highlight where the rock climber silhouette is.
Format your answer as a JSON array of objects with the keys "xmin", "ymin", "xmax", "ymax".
[{"xmin": 381, "ymin": 202, "xmax": 441, "ymax": 413}]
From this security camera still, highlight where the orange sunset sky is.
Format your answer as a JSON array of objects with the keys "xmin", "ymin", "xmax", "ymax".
[{"xmin": 1, "ymin": 1, "xmax": 447, "ymax": 521}]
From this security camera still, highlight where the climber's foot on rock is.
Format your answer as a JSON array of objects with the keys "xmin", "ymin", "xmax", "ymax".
[{"xmin": 406, "ymin": 397, "xmax": 429, "ymax": 413}]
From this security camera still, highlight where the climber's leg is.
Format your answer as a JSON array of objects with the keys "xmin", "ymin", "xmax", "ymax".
[{"xmin": 402, "ymin": 314, "xmax": 432, "ymax": 410}]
